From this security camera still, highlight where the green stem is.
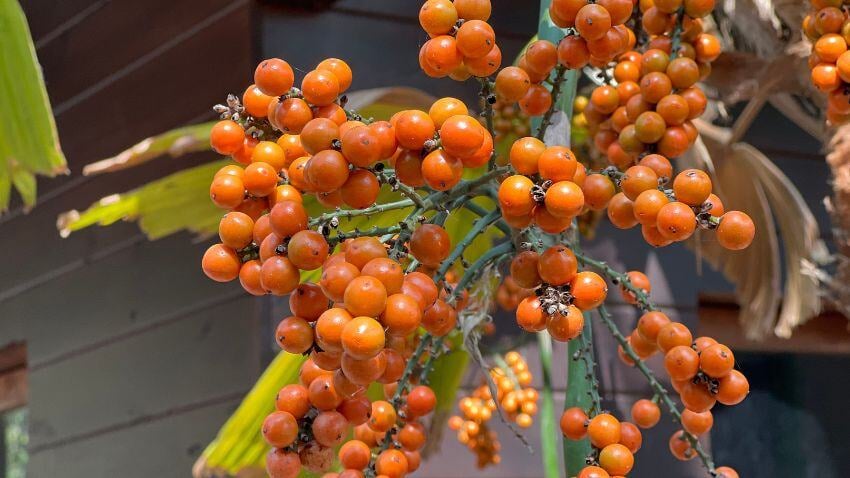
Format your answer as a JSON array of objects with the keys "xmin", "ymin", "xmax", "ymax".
[
  {"xmin": 435, "ymin": 208, "xmax": 503, "ymax": 282},
  {"xmin": 478, "ymin": 78, "xmax": 498, "ymax": 171},
  {"xmin": 308, "ymin": 199, "xmax": 414, "ymax": 226},
  {"xmin": 535, "ymin": 65, "xmax": 569, "ymax": 140},
  {"xmin": 573, "ymin": 251, "xmax": 656, "ymax": 312},
  {"xmin": 448, "ymin": 241, "xmax": 514, "ymax": 303},
  {"xmin": 537, "ymin": 331, "xmax": 560, "ymax": 478},
  {"xmin": 564, "ymin": 312, "xmax": 595, "ymax": 474}
]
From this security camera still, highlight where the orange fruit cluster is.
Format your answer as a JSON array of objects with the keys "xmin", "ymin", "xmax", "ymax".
[
  {"xmin": 419, "ymin": 0, "xmax": 501, "ymax": 79},
  {"xmin": 508, "ymin": 245, "xmax": 607, "ymax": 340},
  {"xmin": 804, "ymin": 0, "xmax": 850, "ymax": 124},
  {"xmin": 448, "ymin": 351, "xmax": 539, "ymax": 468},
  {"xmin": 560, "ymin": 409, "xmax": 642, "ymax": 477}
]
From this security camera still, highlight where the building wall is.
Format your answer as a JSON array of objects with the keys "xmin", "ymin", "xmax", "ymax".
[{"xmin": 0, "ymin": 1, "xmax": 262, "ymax": 477}]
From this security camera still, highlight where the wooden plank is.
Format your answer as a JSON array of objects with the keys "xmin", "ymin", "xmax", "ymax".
[
  {"xmin": 35, "ymin": 0, "xmax": 237, "ymax": 105},
  {"xmin": 26, "ymin": 296, "xmax": 260, "ymax": 448},
  {"xmin": 698, "ymin": 299, "xmax": 850, "ymax": 354},
  {"xmin": 0, "ymin": 368, "xmax": 27, "ymax": 413},
  {"xmin": 53, "ymin": 2, "xmax": 251, "ymax": 171},
  {"xmin": 1, "ymin": 235, "xmax": 250, "ymax": 366},
  {"xmin": 20, "ymin": 0, "xmax": 104, "ymax": 43},
  {"xmin": 0, "ymin": 342, "xmax": 26, "ymax": 374},
  {"xmin": 1, "ymin": 0, "xmax": 253, "ymax": 220},
  {"xmin": 27, "ymin": 397, "xmax": 241, "ymax": 478}
]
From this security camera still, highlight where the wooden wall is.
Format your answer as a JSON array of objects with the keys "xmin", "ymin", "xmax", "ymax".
[
  {"xmin": 0, "ymin": 1, "xmax": 263, "ymax": 477},
  {"xmin": 0, "ymin": 1, "xmax": 842, "ymax": 477}
]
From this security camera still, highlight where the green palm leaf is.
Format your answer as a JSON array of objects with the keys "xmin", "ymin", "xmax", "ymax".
[{"xmin": 0, "ymin": 0, "xmax": 68, "ymax": 210}]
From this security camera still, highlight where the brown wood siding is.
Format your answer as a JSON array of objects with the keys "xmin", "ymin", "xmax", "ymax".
[{"xmin": 1, "ymin": 2, "xmax": 259, "ymax": 477}]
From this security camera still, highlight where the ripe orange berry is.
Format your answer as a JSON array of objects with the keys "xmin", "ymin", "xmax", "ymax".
[
  {"xmin": 312, "ymin": 410, "xmax": 349, "ymax": 448},
  {"xmin": 516, "ymin": 296, "xmax": 547, "ymax": 332},
  {"xmin": 202, "ymin": 244, "xmax": 241, "ymax": 282},
  {"xmin": 255, "ymin": 58, "xmax": 295, "ymax": 96},
  {"xmin": 716, "ymin": 211, "xmax": 755, "ymax": 250},
  {"xmin": 656, "ymin": 322, "xmax": 693, "ymax": 352},
  {"xmin": 341, "ymin": 316, "xmax": 386, "ymax": 360},
  {"xmin": 699, "ymin": 343, "xmax": 735, "ymax": 378},
  {"xmin": 219, "ymin": 212, "xmax": 254, "ymax": 250},
  {"xmin": 339, "ymin": 440, "xmax": 372, "ymax": 470},
  {"xmin": 656, "ymin": 201, "xmax": 696, "ymax": 242},
  {"xmin": 547, "ymin": 304, "xmax": 584, "ymax": 341},
  {"xmin": 382, "ymin": 293, "xmax": 422, "ymax": 336},
  {"xmin": 716, "ymin": 369, "xmax": 749, "ymax": 405},
  {"xmin": 680, "ymin": 380, "xmax": 716, "ymax": 412},
  {"xmin": 582, "ymin": 174, "xmax": 616, "ymax": 210},
  {"xmin": 465, "ymin": 43, "xmax": 503, "ymax": 77},
  {"xmin": 210, "ymin": 120, "xmax": 246, "ymax": 155},
  {"xmin": 631, "ymin": 399, "xmax": 661, "ymax": 429},
  {"xmin": 558, "ymin": 35, "xmax": 591, "ymax": 69},
  {"xmin": 317, "ymin": 58, "xmax": 352, "ymax": 92},
  {"xmin": 524, "ymin": 40, "xmax": 559, "ymax": 76},
  {"xmin": 607, "ymin": 192, "xmax": 638, "ymax": 229},
  {"xmin": 599, "ymin": 443, "xmax": 634, "ymax": 476},
  {"xmin": 538, "ymin": 245, "xmax": 578, "ymax": 286},
  {"xmin": 673, "ymin": 169, "xmax": 712, "ymax": 206},
  {"xmin": 275, "ymin": 316, "xmax": 314, "ymax": 354},
  {"xmin": 715, "ymin": 466, "xmax": 740, "ymax": 478},
  {"xmin": 681, "ymin": 409, "xmax": 713, "ymax": 435},
  {"xmin": 560, "ymin": 406, "xmax": 589, "ymax": 440},
  {"xmin": 454, "ymin": 0, "xmax": 491, "ymax": 20},
  {"xmin": 664, "ymin": 345, "xmax": 700, "ymax": 381},
  {"xmin": 575, "ymin": 4, "xmax": 611, "ymax": 40},
  {"xmin": 424, "ymin": 35, "xmax": 463, "ymax": 73},
  {"xmin": 239, "ymin": 260, "xmax": 265, "ymax": 296},
  {"xmin": 587, "ymin": 413, "xmax": 621, "ymax": 448},
  {"xmin": 428, "ymin": 97, "xmax": 468, "ymax": 129},
  {"xmin": 261, "ymin": 256, "xmax": 300, "ymax": 296},
  {"xmin": 407, "ymin": 385, "xmax": 437, "ymax": 417},
  {"xmin": 395, "ymin": 110, "xmax": 436, "ymax": 150},
  {"xmin": 456, "ymin": 20, "xmax": 496, "ymax": 59},
  {"xmin": 344, "ymin": 275, "xmax": 388, "ymax": 318},
  {"xmin": 266, "ymin": 449, "xmax": 301, "ymax": 478},
  {"xmin": 345, "ymin": 236, "xmax": 389, "ymax": 269},
  {"xmin": 621, "ymin": 165, "xmax": 659, "ymax": 201},
  {"xmin": 577, "ymin": 465, "xmax": 610, "ymax": 478},
  {"xmin": 243, "ymin": 84, "xmax": 274, "ymax": 118},
  {"xmin": 619, "ymin": 421, "xmax": 643, "ymax": 453},
  {"xmin": 262, "ymin": 410, "xmax": 298, "ymax": 448},
  {"xmin": 538, "ymin": 146, "xmax": 578, "ymax": 181},
  {"xmin": 419, "ymin": 0, "xmax": 458, "ymax": 36},
  {"xmin": 571, "ymin": 271, "xmax": 608, "ymax": 310},
  {"xmin": 519, "ymin": 84, "xmax": 553, "ymax": 116},
  {"xmin": 495, "ymin": 66, "xmax": 531, "ymax": 102},
  {"xmin": 510, "ymin": 250, "xmax": 542, "ymax": 288},
  {"xmin": 669, "ymin": 430, "xmax": 696, "ymax": 461},
  {"xmin": 340, "ymin": 169, "xmax": 380, "ymax": 209},
  {"xmin": 375, "ymin": 449, "xmax": 408, "ymax": 478},
  {"xmin": 545, "ymin": 180, "xmax": 585, "ymax": 218},
  {"xmin": 440, "ymin": 115, "xmax": 485, "ymax": 157},
  {"xmin": 637, "ymin": 311, "xmax": 671, "ymax": 343},
  {"xmin": 410, "ymin": 224, "xmax": 451, "ymax": 267}
]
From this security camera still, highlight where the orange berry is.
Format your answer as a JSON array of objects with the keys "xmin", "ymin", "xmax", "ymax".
[
  {"xmin": 410, "ymin": 224, "xmax": 451, "ymax": 267},
  {"xmin": 681, "ymin": 409, "xmax": 713, "ymax": 435},
  {"xmin": 560, "ymin": 406, "xmax": 589, "ymax": 440},
  {"xmin": 302, "ymin": 69, "xmax": 340, "ymax": 106},
  {"xmin": 587, "ymin": 413, "xmax": 621, "ymax": 448},
  {"xmin": 598, "ymin": 443, "xmax": 634, "ymax": 476},
  {"xmin": 456, "ymin": 20, "xmax": 496, "ymax": 59},
  {"xmin": 202, "ymin": 244, "xmax": 240, "ymax": 282},
  {"xmin": 631, "ymin": 399, "xmax": 661, "ymax": 429},
  {"xmin": 255, "ymin": 58, "xmax": 295, "ymax": 96},
  {"xmin": 716, "ymin": 211, "xmax": 755, "ymax": 250}
]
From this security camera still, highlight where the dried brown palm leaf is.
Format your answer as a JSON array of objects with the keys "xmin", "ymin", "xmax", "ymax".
[
  {"xmin": 686, "ymin": 132, "xmax": 782, "ymax": 339},
  {"xmin": 732, "ymin": 143, "xmax": 826, "ymax": 337}
]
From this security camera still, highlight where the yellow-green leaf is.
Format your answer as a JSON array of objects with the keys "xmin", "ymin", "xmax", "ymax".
[{"xmin": 0, "ymin": 0, "xmax": 68, "ymax": 210}]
